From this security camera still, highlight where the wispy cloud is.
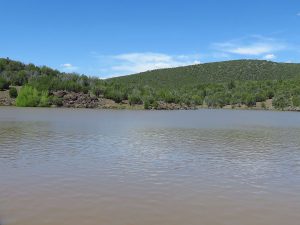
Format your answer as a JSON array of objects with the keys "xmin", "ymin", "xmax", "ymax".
[
  {"xmin": 93, "ymin": 52, "xmax": 201, "ymax": 77},
  {"xmin": 297, "ymin": 12, "xmax": 300, "ymax": 16},
  {"xmin": 263, "ymin": 54, "xmax": 276, "ymax": 60},
  {"xmin": 213, "ymin": 35, "xmax": 286, "ymax": 56},
  {"xmin": 60, "ymin": 63, "xmax": 78, "ymax": 72}
]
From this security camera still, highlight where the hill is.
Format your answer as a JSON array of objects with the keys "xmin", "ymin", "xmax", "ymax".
[
  {"xmin": 109, "ymin": 60, "xmax": 300, "ymax": 88},
  {"xmin": 1, "ymin": 58, "xmax": 300, "ymax": 110}
]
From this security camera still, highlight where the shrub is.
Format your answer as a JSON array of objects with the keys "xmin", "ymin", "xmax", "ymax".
[
  {"xmin": 273, "ymin": 95, "xmax": 291, "ymax": 110},
  {"xmin": 11, "ymin": 70, "xmax": 28, "ymax": 86},
  {"xmin": 9, "ymin": 87, "xmax": 18, "ymax": 98},
  {"xmin": 255, "ymin": 92, "xmax": 267, "ymax": 102},
  {"xmin": 51, "ymin": 96, "xmax": 63, "ymax": 106},
  {"xmin": 104, "ymin": 89, "xmax": 126, "ymax": 103},
  {"xmin": 227, "ymin": 80, "xmax": 236, "ymax": 90},
  {"xmin": 0, "ymin": 77, "xmax": 9, "ymax": 90},
  {"xmin": 16, "ymin": 86, "xmax": 40, "ymax": 107},
  {"xmin": 92, "ymin": 86, "xmax": 105, "ymax": 97},
  {"xmin": 39, "ymin": 91, "xmax": 50, "ymax": 107},
  {"xmin": 129, "ymin": 94, "xmax": 143, "ymax": 105},
  {"xmin": 163, "ymin": 91, "xmax": 176, "ymax": 103},
  {"xmin": 292, "ymin": 96, "xmax": 300, "ymax": 107},
  {"xmin": 191, "ymin": 95, "xmax": 203, "ymax": 105},
  {"xmin": 152, "ymin": 101, "xmax": 159, "ymax": 109},
  {"xmin": 144, "ymin": 100, "xmax": 150, "ymax": 109}
]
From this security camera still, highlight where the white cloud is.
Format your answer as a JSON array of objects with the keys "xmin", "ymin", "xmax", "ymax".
[
  {"xmin": 229, "ymin": 45, "xmax": 274, "ymax": 55},
  {"xmin": 213, "ymin": 36, "xmax": 286, "ymax": 56},
  {"xmin": 60, "ymin": 63, "xmax": 78, "ymax": 72},
  {"xmin": 94, "ymin": 52, "xmax": 201, "ymax": 77},
  {"xmin": 263, "ymin": 54, "xmax": 276, "ymax": 60}
]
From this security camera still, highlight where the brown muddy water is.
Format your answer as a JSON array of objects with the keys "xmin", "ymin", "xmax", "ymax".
[{"xmin": 0, "ymin": 107, "xmax": 300, "ymax": 225}]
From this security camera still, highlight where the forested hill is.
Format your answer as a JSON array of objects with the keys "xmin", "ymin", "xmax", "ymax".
[
  {"xmin": 1, "ymin": 57, "xmax": 300, "ymax": 110},
  {"xmin": 109, "ymin": 60, "xmax": 300, "ymax": 88}
]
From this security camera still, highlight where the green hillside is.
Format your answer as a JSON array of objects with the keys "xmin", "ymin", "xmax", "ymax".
[
  {"xmin": 109, "ymin": 60, "xmax": 300, "ymax": 88},
  {"xmin": 1, "ymin": 58, "xmax": 300, "ymax": 110}
]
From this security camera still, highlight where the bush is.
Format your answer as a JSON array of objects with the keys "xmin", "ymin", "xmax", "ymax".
[
  {"xmin": 273, "ymin": 95, "xmax": 291, "ymax": 110},
  {"xmin": 104, "ymin": 89, "xmax": 126, "ymax": 103},
  {"xmin": 152, "ymin": 101, "xmax": 159, "ymax": 109},
  {"xmin": 292, "ymin": 96, "xmax": 300, "ymax": 107},
  {"xmin": 144, "ymin": 100, "xmax": 150, "ymax": 109},
  {"xmin": 92, "ymin": 86, "xmax": 105, "ymax": 97},
  {"xmin": 16, "ymin": 86, "xmax": 40, "ymax": 107},
  {"xmin": 191, "ymin": 95, "xmax": 203, "ymax": 105},
  {"xmin": 11, "ymin": 70, "xmax": 28, "ymax": 86},
  {"xmin": 0, "ymin": 77, "xmax": 9, "ymax": 90},
  {"xmin": 9, "ymin": 87, "xmax": 18, "ymax": 98},
  {"xmin": 255, "ymin": 92, "xmax": 267, "ymax": 102},
  {"xmin": 227, "ymin": 80, "xmax": 236, "ymax": 89},
  {"xmin": 50, "ymin": 96, "xmax": 63, "ymax": 106},
  {"xmin": 39, "ymin": 91, "xmax": 50, "ymax": 107},
  {"xmin": 129, "ymin": 94, "xmax": 143, "ymax": 105}
]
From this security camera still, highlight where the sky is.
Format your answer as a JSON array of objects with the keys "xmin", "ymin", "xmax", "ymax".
[{"xmin": 1, "ymin": 0, "xmax": 300, "ymax": 78}]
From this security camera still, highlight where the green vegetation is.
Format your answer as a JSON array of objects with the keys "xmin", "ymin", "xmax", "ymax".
[
  {"xmin": 0, "ymin": 77, "xmax": 10, "ymax": 90},
  {"xmin": 2, "ymin": 57, "xmax": 300, "ymax": 110},
  {"xmin": 16, "ymin": 86, "xmax": 40, "ymax": 107},
  {"xmin": 16, "ymin": 86, "xmax": 50, "ymax": 107},
  {"xmin": 107, "ymin": 60, "xmax": 300, "ymax": 110},
  {"xmin": 9, "ymin": 87, "xmax": 18, "ymax": 98}
]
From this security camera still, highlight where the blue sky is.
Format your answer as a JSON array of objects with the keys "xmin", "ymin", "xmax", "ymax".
[{"xmin": 1, "ymin": 0, "xmax": 300, "ymax": 78}]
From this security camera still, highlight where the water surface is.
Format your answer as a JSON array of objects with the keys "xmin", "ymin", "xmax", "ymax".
[{"xmin": 0, "ymin": 107, "xmax": 300, "ymax": 225}]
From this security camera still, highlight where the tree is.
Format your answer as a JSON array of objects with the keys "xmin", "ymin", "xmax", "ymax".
[
  {"xmin": 273, "ymin": 95, "xmax": 291, "ymax": 110},
  {"xmin": 227, "ymin": 80, "xmax": 236, "ymax": 90},
  {"xmin": 9, "ymin": 87, "xmax": 18, "ymax": 98},
  {"xmin": 92, "ymin": 86, "xmax": 105, "ymax": 97},
  {"xmin": 11, "ymin": 70, "xmax": 28, "ymax": 85},
  {"xmin": 292, "ymin": 96, "xmax": 300, "ymax": 107},
  {"xmin": 16, "ymin": 86, "xmax": 40, "ymax": 107},
  {"xmin": 39, "ymin": 91, "xmax": 50, "ymax": 107},
  {"xmin": 0, "ymin": 77, "xmax": 10, "ymax": 90},
  {"xmin": 144, "ymin": 99, "xmax": 150, "ymax": 109},
  {"xmin": 128, "ymin": 89, "xmax": 143, "ymax": 105}
]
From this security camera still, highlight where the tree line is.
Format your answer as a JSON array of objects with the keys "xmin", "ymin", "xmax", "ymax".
[{"xmin": 1, "ymin": 57, "xmax": 300, "ymax": 110}]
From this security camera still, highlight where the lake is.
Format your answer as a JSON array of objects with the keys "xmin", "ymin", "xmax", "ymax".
[{"xmin": 0, "ymin": 107, "xmax": 300, "ymax": 225}]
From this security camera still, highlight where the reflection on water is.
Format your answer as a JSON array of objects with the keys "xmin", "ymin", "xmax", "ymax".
[{"xmin": 0, "ymin": 107, "xmax": 300, "ymax": 225}]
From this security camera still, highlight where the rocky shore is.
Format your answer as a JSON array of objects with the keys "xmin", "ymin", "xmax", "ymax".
[
  {"xmin": 49, "ymin": 91, "xmax": 198, "ymax": 110},
  {"xmin": 51, "ymin": 91, "xmax": 119, "ymax": 109},
  {"xmin": 1, "ymin": 89, "xmax": 300, "ymax": 111},
  {"xmin": 0, "ymin": 89, "xmax": 15, "ymax": 106}
]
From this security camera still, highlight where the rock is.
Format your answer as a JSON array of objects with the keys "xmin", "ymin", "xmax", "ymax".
[
  {"xmin": 53, "ymin": 90, "xmax": 67, "ymax": 98},
  {"xmin": 0, "ymin": 90, "xmax": 14, "ymax": 106},
  {"xmin": 155, "ymin": 101, "xmax": 195, "ymax": 110},
  {"xmin": 63, "ymin": 93, "xmax": 78, "ymax": 101}
]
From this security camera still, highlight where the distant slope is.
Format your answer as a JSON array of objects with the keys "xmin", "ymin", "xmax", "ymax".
[{"xmin": 109, "ymin": 60, "xmax": 300, "ymax": 87}]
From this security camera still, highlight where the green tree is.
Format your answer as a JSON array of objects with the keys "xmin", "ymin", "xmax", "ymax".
[
  {"xmin": 144, "ymin": 99, "xmax": 150, "ymax": 109},
  {"xmin": 292, "ymin": 96, "xmax": 300, "ymax": 107},
  {"xmin": 9, "ymin": 87, "xmax": 18, "ymax": 98},
  {"xmin": 0, "ymin": 77, "xmax": 10, "ymax": 90},
  {"xmin": 39, "ymin": 91, "xmax": 50, "ymax": 107},
  {"xmin": 50, "ymin": 96, "xmax": 63, "ymax": 106},
  {"xmin": 273, "ymin": 95, "xmax": 291, "ymax": 110},
  {"xmin": 16, "ymin": 86, "xmax": 40, "ymax": 107}
]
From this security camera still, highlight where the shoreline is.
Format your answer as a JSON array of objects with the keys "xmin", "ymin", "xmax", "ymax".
[
  {"xmin": 1, "ymin": 104, "xmax": 299, "ymax": 113},
  {"xmin": 2, "ymin": 89, "xmax": 300, "ymax": 112}
]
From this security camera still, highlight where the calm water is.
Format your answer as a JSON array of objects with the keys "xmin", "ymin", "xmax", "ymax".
[{"xmin": 0, "ymin": 107, "xmax": 300, "ymax": 225}]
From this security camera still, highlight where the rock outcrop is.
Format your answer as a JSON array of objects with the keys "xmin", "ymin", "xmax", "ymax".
[
  {"xmin": 52, "ymin": 91, "xmax": 119, "ymax": 109},
  {"xmin": 0, "ymin": 90, "xmax": 14, "ymax": 106}
]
